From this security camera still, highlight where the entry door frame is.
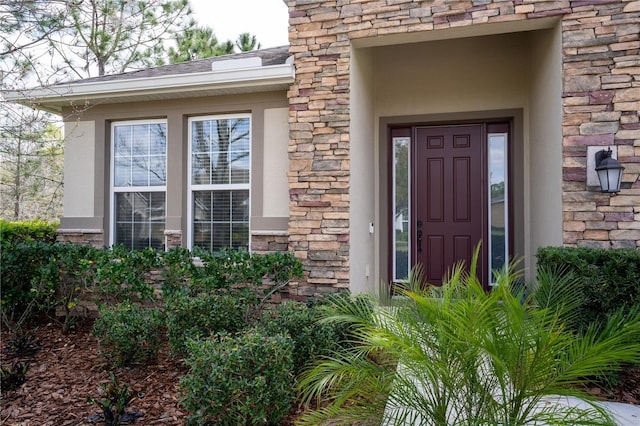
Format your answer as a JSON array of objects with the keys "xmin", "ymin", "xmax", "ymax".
[{"xmin": 388, "ymin": 119, "xmax": 513, "ymax": 289}]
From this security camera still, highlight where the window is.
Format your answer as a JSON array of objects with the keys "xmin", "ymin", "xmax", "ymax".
[
  {"xmin": 189, "ymin": 115, "xmax": 250, "ymax": 251},
  {"xmin": 488, "ymin": 132, "xmax": 508, "ymax": 285},
  {"xmin": 392, "ymin": 136, "xmax": 410, "ymax": 281},
  {"xmin": 111, "ymin": 120, "xmax": 167, "ymax": 250}
]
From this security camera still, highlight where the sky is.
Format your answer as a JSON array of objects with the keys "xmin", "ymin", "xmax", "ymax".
[{"xmin": 188, "ymin": 0, "xmax": 290, "ymax": 49}]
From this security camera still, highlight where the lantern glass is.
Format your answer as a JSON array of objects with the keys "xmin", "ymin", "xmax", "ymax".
[{"xmin": 595, "ymin": 151, "xmax": 624, "ymax": 193}]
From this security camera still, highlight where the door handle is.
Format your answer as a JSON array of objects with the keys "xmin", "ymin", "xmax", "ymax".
[{"xmin": 417, "ymin": 230, "xmax": 423, "ymax": 253}]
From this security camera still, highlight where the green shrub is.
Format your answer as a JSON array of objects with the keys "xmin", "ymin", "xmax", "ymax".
[
  {"xmin": 164, "ymin": 292, "xmax": 249, "ymax": 354},
  {"xmin": 180, "ymin": 330, "xmax": 295, "ymax": 426},
  {"xmin": 36, "ymin": 243, "xmax": 101, "ymax": 332},
  {"xmin": 537, "ymin": 247, "xmax": 640, "ymax": 332},
  {"xmin": 0, "ymin": 220, "xmax": 58, "ymax": 244},
  {"xmin": 0, "ymin": 241, "xmax": 60, "ymax": 330},
  {"xmin": 93, "ymin": 245, "xmax": 160, "ymax": 305},
  {"xmin": 260, "ymin": 301, "xmax": 337, "ymax": 376},
  {"xmin": 160, "ymin": 247, "xmax": 203, "ymax": 297},
  {"xmin": 191, "ymin": 248, "xmax": 303, "ymax": 292},
  {"xmin": 92, "ymin": 302, "xmax": 164, "ymax": 367}
]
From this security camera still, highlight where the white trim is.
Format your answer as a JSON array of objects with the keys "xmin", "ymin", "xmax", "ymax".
[
  {"xmin": 187, "ymin": 113, "xmax": 252, "ymax": 251},
  {"xmin": 57, "ymin": 229, "xmax": 103, "ymax": 234},
  {"xmin": 4, "ymin": 63, "xmax": 294, "ymax": 112},
  {"xmin": 251, "ymin": 230, "xmax": 288, "ymax": 236},
  {"xmin": 110, "ymin": 119, "xmax": 167, "ymax": 247}
]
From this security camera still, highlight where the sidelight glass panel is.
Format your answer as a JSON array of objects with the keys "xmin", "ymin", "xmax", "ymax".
[
  {"xmin": 393, "ymin": 137, "xmax": 410, "ymax": 281},
  {"xmin": 488, "ymin": 133, "xmax": 508, "ymax": 285}
]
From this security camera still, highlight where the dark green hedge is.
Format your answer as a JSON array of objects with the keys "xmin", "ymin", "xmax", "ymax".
[
  {"xmin": 537, "ymin": 246, "xmax": 640, "ymax": 330},
  {"xmin": 0, "ymin": 220, "xmax": 58, "ymax": 244}
]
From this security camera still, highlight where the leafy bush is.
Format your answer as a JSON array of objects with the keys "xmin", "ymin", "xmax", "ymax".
[
  {"xmin": 0, "ymin": 219, "xmax": 58, "ymax": 244},
  {"xmin": 180, "ymin": 330, "xmax": 295, "ymax": 426},
  {"xmin": 160, "ymin": 247, "xmax": 203, "ymax": 297},
  {"xmin": 537, "ymin": 247, "xmax": 640, "ymax": 332},
  {"xmin": 0, "ymin": 241, "xmax": 61, "ymax": 330},
  {"xmin": 192, "ymin": 247, "xmax": 303, "ymax": 292},
  {"xmin": 164, "ymin": 292, "xmax": 249, "ymax": 354},
  {"xmin": 92, "ymin": 302, "xmax": 164, "ymax": 367},
  {"xmin": 36, "ymin": 243, "xmax": 101, "ymax": 332},
  {"xmin": 260, "ymin": 301, "xmax": 337, "ymax": 376},
  {"xmin": 93, "ymin": 246, "xmax": 161, "ymax": 305}
]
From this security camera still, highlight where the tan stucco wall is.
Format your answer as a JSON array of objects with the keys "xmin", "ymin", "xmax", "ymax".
[
  {"xmin": 350, "ymin": 46, "xmax": 376, "ymax": 294},
  {"xmin": 263, "ymin": 107, "xmax": 290, "ymax": 218},
  {"xmin": 61, "ymin": 91, "xmax": 289, "ymax": 245},
  {"xmin": 372, "ymin": 34, "xmax": 529, "ymax": 117},
  {"xmin": 63, "ymin": 120, "xmax": 96, "ymax": 219},
  {"xmin": 528, "ymin": 23, "xmax": 564, "ymax": 267}
]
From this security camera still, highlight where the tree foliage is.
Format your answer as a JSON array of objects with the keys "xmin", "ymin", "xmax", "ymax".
[
  {"xmin": 166, "ymin": 26, "xmax": 234, "ymax": 64},
  {"xmin": 48, "ymin": 0, "xmax": 193, "ymax": 78},
  {"xmin": 0, "ymin": 106, "xmax": 63, "ymax": 221},
  {"xmin": 236, "ymin": 32, "xmax": 260, "ymax": 52}
]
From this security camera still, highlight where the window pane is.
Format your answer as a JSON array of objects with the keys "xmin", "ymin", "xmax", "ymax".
[
  {"xmin": 131, "ymin": 158, "xmax": 149, "ymax": 186},
  {"xmin": 114, "ymin": 156, "xmax": 131, "ymax": 187},
  {"xmin": 232, "ymin": 224, "xmax": 249, "ymax": 250},
  {"xmin": 211, "ymin": 191, "xmax": 230, "ymax": 222},
  {"xmin": 393, "ymin": 137, "xmax": 410, "ymax": 281},
  {"xmin": 211, "ymin": 223, "xmax": 231, "ymax": 252},
  {"xmin": 232, "ymin": 190, "xmax": 249, "ymax": 222},
  {"xmin": 211, "ymin": 151, "xmax": 229, "ymax": 184},
  {"xmin": 193, "ymin": 222, "xmax": 212, "ymax": 251},
  {"xmin": 114, "ymin": 126, "xmax": 132, "ymax": 154},
  {"xmin": 149, "ymin": 155, "xmax": 166, "ymax": 186},
  {"xmin": 113, "ymin": 122, "xmax": 167, "ymax": 188},
  {"xmin": 192, "ymin": 190, "xmax": 249, "ymax": 251},
  {"xmin": 191, "ymin": 117, "xmax": 250, "ymax": 186},
  {"xmin": 489, "ymin": 133, "xmax": 508, "ymax": 283},
  {"xmin": 149, "ymin": 124, "xmax": 167, "ymax": 155},
  {"xmin": 115, "ymin": 192, "xmax": 165, "ymax": 250},
  {"xmin": 132, "ymin": 125, "xmax": 150, "ymax": 154}
]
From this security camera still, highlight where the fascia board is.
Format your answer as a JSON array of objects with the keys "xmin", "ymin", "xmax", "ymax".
[{"xmin": 4, "ymin": 63, "xmax": 295, "ymax": 109}]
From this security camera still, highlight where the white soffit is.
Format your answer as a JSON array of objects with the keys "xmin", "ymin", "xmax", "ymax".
[{"xmin": 4, "ymin": 62, "xmax": 295, "ymax": 113}]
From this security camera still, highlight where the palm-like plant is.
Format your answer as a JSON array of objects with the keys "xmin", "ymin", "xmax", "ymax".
[{"xmin": 297, "ymin": 252, "xmax": 640, "ymax": 425}]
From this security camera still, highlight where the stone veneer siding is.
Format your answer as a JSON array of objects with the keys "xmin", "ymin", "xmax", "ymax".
[
  {"xmin": 286, "ymin": 0, "xmax": 640, "ymax": 294},
  {"xmin": 57, "ymin": 229, "xmax": 104, "ymax": 248}
]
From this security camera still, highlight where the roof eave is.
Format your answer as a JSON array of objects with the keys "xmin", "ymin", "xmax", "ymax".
[{"xmin": 4, "ymin": 63, "xmax": 295, "ymax": 114}]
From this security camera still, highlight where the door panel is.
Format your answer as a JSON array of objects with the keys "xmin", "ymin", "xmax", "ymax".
[{"xmin": 413, "ymin": 125, "xmax": 486, "ymax": 286}]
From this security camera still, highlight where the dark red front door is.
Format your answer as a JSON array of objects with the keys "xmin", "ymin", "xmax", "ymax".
[{"xmin": 412, "ymin": 125, "xmax": 486, "ymax": 286}]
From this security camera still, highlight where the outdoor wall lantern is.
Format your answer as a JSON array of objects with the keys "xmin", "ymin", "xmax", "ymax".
[{"xmin": 595, "ymin": 148, "xmax": 624, "ymax": 193}]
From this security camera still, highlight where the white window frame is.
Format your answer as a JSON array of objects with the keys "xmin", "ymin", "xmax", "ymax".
[
  {"xmin": 110, "ymin": 119, "xmax": 167, "ymax": 248},
  {"xmin": 187, "ymin": 113, "xmax": 252, "ymax": 250}
]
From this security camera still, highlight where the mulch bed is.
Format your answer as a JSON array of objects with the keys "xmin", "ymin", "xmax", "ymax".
[
  {"xmin": 2, "ymin": 316, "xmax": 639, "ymax": 425},
  {"xmin": 1, "ymin": 318, "xmax": 186, "ymax": 425}
]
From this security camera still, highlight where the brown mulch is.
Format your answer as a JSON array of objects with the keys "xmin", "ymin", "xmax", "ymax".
[
  {"xmin": 1, "ymin": 318, "xmax": 186, "ymax": 425},
  {"xmin": 2, "ymin": 317, "xmax": 640, "ymax": 425}
]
